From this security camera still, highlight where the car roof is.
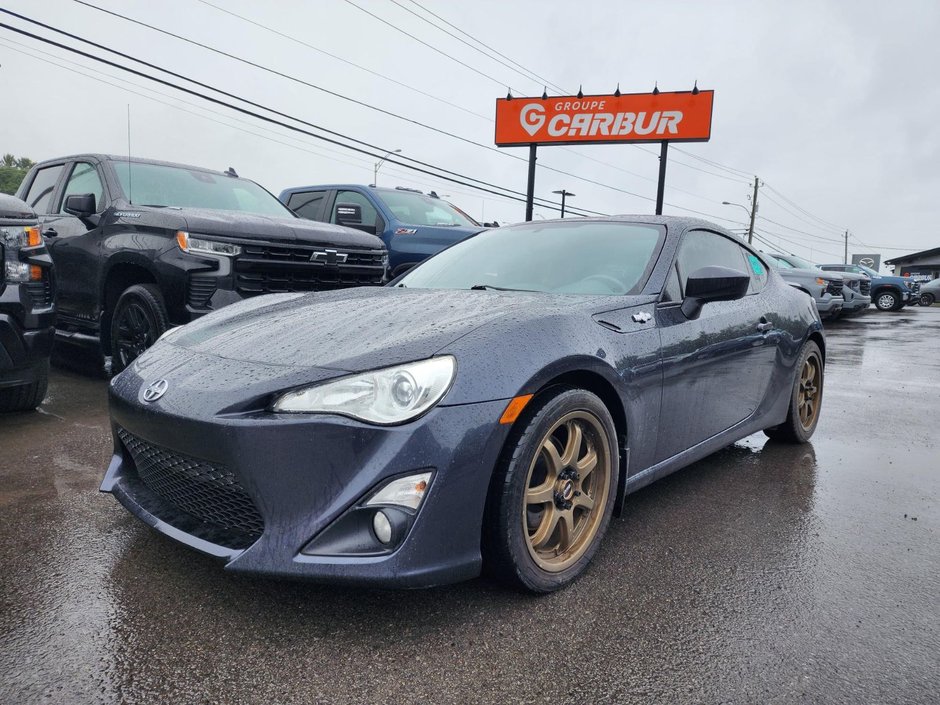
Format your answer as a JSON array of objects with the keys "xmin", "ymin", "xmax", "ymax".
[{"xmin": 33, "ymin": 154, "xmax": 231, "ymax": 177}]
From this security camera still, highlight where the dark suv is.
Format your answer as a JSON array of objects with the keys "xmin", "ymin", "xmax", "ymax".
[
  {"xmin": 16, "ymin": 155, "xmax": 387, "ymax": 372},
  {"xmin": 0, "ymin": 194, "xmax": 55, "ymax": 410}
]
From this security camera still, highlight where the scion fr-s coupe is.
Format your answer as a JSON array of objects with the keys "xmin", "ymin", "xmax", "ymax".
[{"xmin": 101, "ymin": 216, "xmax": 825, "ymax": 593}]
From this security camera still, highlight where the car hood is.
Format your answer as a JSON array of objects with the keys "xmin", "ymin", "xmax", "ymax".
[
  {"xmin": 160, "ymin": 287, "xmax": 608, "ymax": 371},
  {"xmin": 180, "ymin": 208, "xmax": 383, "ymax": 249},
  {"xmin": 397, "ymin": 223, "xmax": 484, "ymax": 244}
]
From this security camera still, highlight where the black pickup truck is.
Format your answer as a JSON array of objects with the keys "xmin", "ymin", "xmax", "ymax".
[
  {"xmin": 16, "ymin": 155, "xmax": 387, "ymax": 372},
  {"xmin": 0, "ymin": 194, "xmax": 55, "ymax": 410}
]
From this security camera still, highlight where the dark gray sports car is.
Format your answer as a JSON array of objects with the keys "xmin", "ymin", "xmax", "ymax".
[{"xmin": 101, "ymin": 216, "xmax": 825, "ymax": 592}]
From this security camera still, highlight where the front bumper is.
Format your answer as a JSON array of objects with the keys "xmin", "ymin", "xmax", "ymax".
[
  {"xmin": 101, "ymin": 382, "xmax": 510, "ymax": 587},
  {"xmin": 815, "ymin": 295, "xmax": 843, "ymax": 318},
  {"xmin": 841, "ymin": 294, "xmax": 871, "ymax": 314}
]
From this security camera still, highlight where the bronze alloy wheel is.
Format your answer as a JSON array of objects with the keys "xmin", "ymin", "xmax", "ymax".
[
  {"xmin": 522, "ymin": 411, "xmax": 612, "ymax": 572},
  {"xmin": 797, "ymin": 352, "xmax": 822, "ymax": 430}
]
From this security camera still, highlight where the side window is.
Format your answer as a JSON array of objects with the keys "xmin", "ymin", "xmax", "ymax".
[
  {"xmin": 59, "ymin": 162, "xmax": 105, "ymax": 213},
  {"xmin": 740, "ymin": 248, "xmax": 769, "ymax": 293},
  {"xmin": 331, "ymin": 190, "xmax": 379, "ymax": 229},
  {"xmin": 675, "ymin": 230, "xmax": 750, "ymax": 295},
  {"xmin": 23, "ymin": 164, "xmax": 65, "ymax": 214},
  {"xmin": 287, "ymin": 190, "xmax": 327, "ymax": 221}
]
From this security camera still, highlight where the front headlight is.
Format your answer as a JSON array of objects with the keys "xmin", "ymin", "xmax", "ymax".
[
  {"xmin": 176, "ymin": 230, "xmax": 242, "ymax": 256},
  {"xmin": 271, "ymin": 356, "xmax": 456, "ymax": 424}
]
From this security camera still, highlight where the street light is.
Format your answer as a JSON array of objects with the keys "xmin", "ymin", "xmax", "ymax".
[
  {"xmin": 374, "ymin": 148, "xmax": 401, "ymax": 186},
  {"xmin": 722, "ymin": 200, "xmax": 756, "ymax": 244},
  {"xmin": 552, "ymin": 189, "xmax": 576, "ymax": 218}
]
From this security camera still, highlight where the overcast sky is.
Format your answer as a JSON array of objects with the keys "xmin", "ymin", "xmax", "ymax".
[{"xmin": 2, "ymin": 0, "xmax": 938, "ymax": 266}]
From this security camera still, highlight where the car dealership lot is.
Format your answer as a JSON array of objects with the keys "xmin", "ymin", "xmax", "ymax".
[{"xmin": 1, "ymin": 309, "xmax": 937, "ymax": 704}]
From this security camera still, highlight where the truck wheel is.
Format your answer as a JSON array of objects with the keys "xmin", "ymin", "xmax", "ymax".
[
  {"xmin": 764, "ymin": 341, "xmax": 823, "ymax": 444},
  {"xmin": 920, "ymin": 293, "xmax": 936, "ymax": 307},
  {"xmin": 874, "ymin": 291, "xmax": 899, "ymax": 311},
  {"xmin": 110, "ymin": 284, "xmax": 169, "ymax": 374},
  {"xmin": 0, "ymin": 361, "xmax": 49, "ymax": 412}
]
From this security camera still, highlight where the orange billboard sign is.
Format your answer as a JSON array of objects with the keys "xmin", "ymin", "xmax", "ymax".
[{"xmin": 494, "ymin": 90, "xmax": 714, "ymax": 146}]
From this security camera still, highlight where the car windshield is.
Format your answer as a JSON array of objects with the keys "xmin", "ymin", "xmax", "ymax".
[
  {"xmin": 399, "ymin": 220, "xmax": 664, "ymax": 296},
  {"xmin": 857, "ymin": 264, "xmax": 878, "ymax": 276},
  {"xmin": 112, "ymin": 161, "xmax": 293, "ymax": 217},
  {"xmin": 771, "ymin": 256, "xmax": 795, "ymax": 269},
  {"xmin": 376, "ymin": 189, "xmax": 476, "ymax": 227}
]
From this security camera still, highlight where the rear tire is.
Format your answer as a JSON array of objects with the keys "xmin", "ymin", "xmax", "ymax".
[
  {"xmin": 874, "ymin": 290, "xmax": 899, "ymax": 311},
  {"xmin": 919, "ymin": 293, "xmax": 935, "ymax": 307},
  {"xmin": 110, "ymin": 284, "xmax": 169, "ymax": 374},
  {"xmin": 764, "ymin": 341, "xmax": 823, "ymax": 444},
  {"xmin": 483, "ymin": 386, "xmax": 618, "ymax": 593},
  {"xmin": 0, "ymin": 361, "xmax": 49, "ymax": 412}
]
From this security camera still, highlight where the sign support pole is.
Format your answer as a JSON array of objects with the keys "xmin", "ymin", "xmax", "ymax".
[
  {"xmin": 655, "ymin": 141, "xmax": 669, "ymax": 215},
  {"xmin": 525, "ymin": 143, "xmax": 537, "ymax": 222}
]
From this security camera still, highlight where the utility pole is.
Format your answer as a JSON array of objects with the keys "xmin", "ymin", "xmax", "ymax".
[
  {"xmin": 746, "ymin": 176, "xmax": 759, "ymax": 245},
  {"xmin": 552, "ymin": 189, "xmax": 575, "ymax": 218},
  {"xmin": 844, "ymin": 230, "xmax": 849, "ymax": 264}
]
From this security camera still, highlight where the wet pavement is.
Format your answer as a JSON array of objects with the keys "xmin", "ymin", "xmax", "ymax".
[{"xmin": 1, "ymin": 307, "xmax": 938, "ymax": 704}]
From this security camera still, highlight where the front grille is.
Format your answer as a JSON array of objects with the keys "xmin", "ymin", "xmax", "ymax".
[
  {"xmin": 234, "ymin": 244, "xmax": 386, "ymax": 296},
  {"xmin": 118, "ymin": 427, "xmax": 264, "ymax": 549},
  {"xmin": 911, "ymin": 282, "xmax": 921, "ymax": 293},
  {"xmin": 25, "ymin": 278, "xmax": 53, "ymax": 307},
  {"xmin": 187, "ymin": 274, "xmax": 217, "ymax": 309},
  {"xmin": 826, "ymin": 280, "xmax": 844, "ymax": 297},
  {"xmin": 860, "ymin": 280, "xmax": 871, "ymax": 296}
]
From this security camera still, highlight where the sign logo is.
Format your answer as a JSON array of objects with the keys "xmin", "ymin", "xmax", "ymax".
[
  {"xmin": 519, "ymin": 103, "xmax": 546, "ymax": 136},
  {"xmin": 142, "ymin": 379, "xmax": 168, "ymax": 402},
  {"xmin": 311, "ymin": 249, "xmax": 348, "ymax": 265},
  {"xmin": 859, "ymin": 257, "xmax": 875, "ymax": 268},
  {"xmin": 495, "ymin": 90, "xmax": 714, "ymax": 147}
]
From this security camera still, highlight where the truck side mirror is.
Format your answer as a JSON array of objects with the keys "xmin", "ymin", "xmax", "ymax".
[
  {"xmin": 335, "ymin": 202, "xmax": 363, "ymax": 226},
  {"xmin": 64, "ymin": 193, "xmax": 96, "ymax": 218}
]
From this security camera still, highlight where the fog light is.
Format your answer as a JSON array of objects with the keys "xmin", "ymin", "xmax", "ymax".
[{"xmin": 373, "ymin": 510, "xmax": 393, "ymax": 544}]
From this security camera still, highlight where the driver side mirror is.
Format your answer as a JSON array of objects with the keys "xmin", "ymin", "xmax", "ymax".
[
  {"xmin": 64, "ymin": 193, "xmax": 96, "ymax": 218},
  {"xmin": 334, "ymin": 201, "xmax": 376, "ymax": 235},
  {"xmin": 680, "ymin": 266, "xmax": 750, "ymax": 319}
]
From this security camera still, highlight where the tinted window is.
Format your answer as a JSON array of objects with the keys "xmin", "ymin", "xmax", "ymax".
[
  {"xmin": 60, "ymin": 162, "xmax": 104, "ymax": 213},
  {"xmin": 661, "ymin": 263, "xmax": 682, "ymax": 302},
  {"xmin": 676, "ymin": 230, "xmax": 749, "ymax": 294},
  {"xmin": 23, "ymin": 165, "xmax": 64, "ymax": 214},
  {"xmin": 287, "ymin": 190, "xmax": 327, "ymax": 221},
  {"xmin": 741, "ymin": 249, "xmax": 769, "ymax": 293},
  {"xmin": 331, "ymin": 190, "xmax": 378, "ymax": 229},
  {"xmin": 112, "ymin": 161, "xmax": 292, "ymax": 217},
  {"xmin": 376, "ymin": 189, "xmax": 475, "ymax": 227},
  {"xmin": 400, "ymin": 221, "xmax": 664, "ymax": 296}
]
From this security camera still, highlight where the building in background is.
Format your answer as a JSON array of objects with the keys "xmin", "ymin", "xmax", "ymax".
[{"xmin": 885, "ymin": 247, "xmax": 940, "ymax": 281}]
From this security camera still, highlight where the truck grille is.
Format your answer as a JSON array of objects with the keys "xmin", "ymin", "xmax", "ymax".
[
  {"xmin": 846, "ymin": 279, "xmax": 860, "ymax": 291},
  {"xmin": 826, "ymin": 280, "xmax": 844, "ymax": 297},
  {"xmin": 187, "ymin": 275, "xmax": 217, "ymax": 309},
  {"xmin": 234, "ymin": 244, "xmax": 386, "ymax": 296},
  {"xmin": 860, "ymin": 279, "xmax": 871, "ymax": 296},
  {"xmin": 118, "ymin": 427, "xmax": 264, "ymax": 549}
]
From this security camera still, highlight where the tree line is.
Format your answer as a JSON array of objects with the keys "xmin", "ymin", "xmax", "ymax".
[{"xmin": 0, "ymin": 154, "xmax": 35, "ymax": 196}]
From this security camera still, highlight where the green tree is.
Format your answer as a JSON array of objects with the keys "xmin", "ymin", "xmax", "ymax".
[{"xmin": 0, "ymin": 154, "xmax": 34, "ymax": 196}]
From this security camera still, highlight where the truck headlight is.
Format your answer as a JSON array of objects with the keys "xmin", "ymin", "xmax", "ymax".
[
  {"xmin": 271, "ymin": 356, "xmax": 456, "ymax": 424},
  {"xmin": 1, "ymin": 226, "xmax": 42, "ymax": 282},
  {"xmin": 176, "ymin": 231, "xmax": 241, "ymax": 256}
]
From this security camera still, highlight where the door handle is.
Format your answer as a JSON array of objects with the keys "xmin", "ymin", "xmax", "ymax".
[
  {"xmin": 756, "ymin": 318, "xmax": 773, "ymax": 332},
  {"xmin": 43, "ymin": 228, "xmax": 58, "ymax": 238}
]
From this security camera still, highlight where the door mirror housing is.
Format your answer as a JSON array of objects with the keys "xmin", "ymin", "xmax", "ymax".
[
  {"xmin": 335, "ymin": 202, "xmax": 377, "ymax": 234},
  {"xmin": 680, "ymin": 265, "xmax": 751, "ymax": 319},
  {"xmin": 64, "ymin": 193, "xmax": 96, "ymax": 218}
]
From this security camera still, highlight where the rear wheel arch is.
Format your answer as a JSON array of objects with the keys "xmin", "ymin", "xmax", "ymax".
[{"xmin": 807, "ymin": 331, "xmax": 825, "ymax": 363}]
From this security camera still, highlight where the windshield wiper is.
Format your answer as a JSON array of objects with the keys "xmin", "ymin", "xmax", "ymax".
[{"xmin": 470, "ymin": 284, "xmax": 536, "ymax": 292}]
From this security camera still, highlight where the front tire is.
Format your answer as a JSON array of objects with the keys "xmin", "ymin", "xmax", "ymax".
[
  {"xmin": 483, "ymin": 387, "xmax": 619, "ymax": 593},
  {"xmin": 764, "ymin": 341, "xmax": 824, "ymax": 444},
  {"xmin": 920, "ymin": 293, "xmax": 935, "ymax": 307},
  {"xmin": 0, "ymin": 362, "xmax": 49, "ymax": 412},
  {"xmin": 874, "ymin": 290, "xmax": 899, "ymax": 311},
  {"xmin": 110, "ymin": 284, "xmax": 169, "ymax": 374}
]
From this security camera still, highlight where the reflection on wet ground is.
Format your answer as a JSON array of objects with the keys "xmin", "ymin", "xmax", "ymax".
[{"xmin": 1, "ymin": 308, "xmax": 937, "ymax": 703}]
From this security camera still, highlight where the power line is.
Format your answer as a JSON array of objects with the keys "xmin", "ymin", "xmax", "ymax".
[
  {"xmin": 760, "ymin": 190, "xmax": 846, "ymax": 235},
  {"xmin": 0, "ymin": 16, "xmax": 605, "ymax": 217},
  {"xmin": 753, "ymin": 228, "xmax": 842, "ymax": 260},
  {"xmin": 405, "ymin": 0, "xmax": 569, "ymax": 94},
  {"xmin": 762, "ymin": 183, "xmax": 846, "ymax": 231}
]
